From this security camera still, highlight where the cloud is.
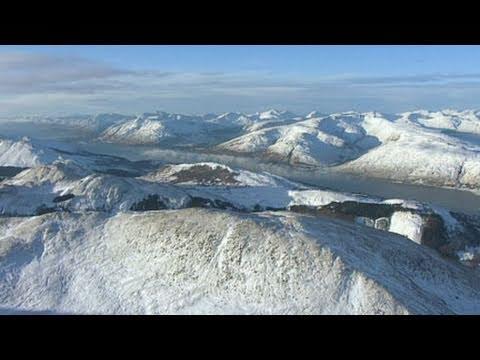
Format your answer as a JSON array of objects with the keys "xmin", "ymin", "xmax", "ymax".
[
  {"xmin": 2, "ymin": 50, "xmax": 480, "ymax": 116},
  {"xmin": 0, "ymin": 52, "xmax": 132, "ymax": 94},
  {"xmin": 327, "ymin": 73, "xmax": 480, "ymax": 86}
]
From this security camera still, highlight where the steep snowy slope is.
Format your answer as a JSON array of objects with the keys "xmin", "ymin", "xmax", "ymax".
[
  {"xmin": 0, "ymin": 161, "xmax": 190, "ymax": 215},
  {"xmin": 143, "ymin": 163, "xmax": 480, "ymax": 267},
  {"xmin": 338, "ymin": 113, "xmax": 480, "ymax": 190},
  {"xmin": 398, "ymin": 109, "xmax": 480, "ymax": 134},
  {"xmin": 98, "ymin": 111, "xmax": 243, "ymax": 146},
  {"xmin": 216, "ymin": 111, "xmax": 480, "ymax": 191},
  {"xmin": 243, "ymin": 109, "xmax": 301, "ymax": 132},
  {"xmin": 0, "ymin": 136, "xmax": 159, "ymax": 177},
  {"xmin": 218, "ymin": 112, "xmax": 380, "ymax": 166},
  {"xmin": 0, "ymin": 209, "xmax": 479, "ymax": 314},
  {"xmin": 0, "ymin": 137, "xmax": 60, "ymax": 167},
  {"xmin": 98, "ymin": 109, "xmax": 301, "ymax": 146}
]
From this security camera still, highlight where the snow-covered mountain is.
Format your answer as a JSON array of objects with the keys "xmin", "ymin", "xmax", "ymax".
[
  {"xmin": 1, "ymin": 208, "xmax": 480, "ymax": 314},
  {"xmin": 217, "ymin": 110, "xmax": 480, "ymax": 192},
  {"xmin": 218, "ymin": 112, "xmax": 380, "ymax": 166},
  {"xmin": 98, "ymin": 111, "xmax": 239, "ymax": 146},
  {"xmin": 398, "ymin": 109, "xmax": 480, "ymax": 134},
  {"xmin": 20, "ymin": 107, "xmax": 480, "ymax": 193},
  {"xmin": 0, "ymin": 136, "xmax": 159, "ymax": 176},
  {"xmin": 0, "ymin": 137, "xmax": 60, "ymax": 167},
  {"xmin": 337, "ymin": 112, "xmax": 480, "ymax": 190},
  {"xmin": 2, "ymin": 109, "xmax": 480, "ymax": 314},
  {"xmin": 1, "ymin": 160, "xmax": 478, "ymax": 268},
  {"xmin": 97, "ymin": 109, "xmax": 301, "ymax": 147},
  {"xmin": 100, "ymin": 112, "xmax": 199, "ymax": 145},
  {"xmin": 5, "ymin": 107, "xmax": 480, "ymax": 190},
  {"xmin": 1, "ymin": 155, "xmax": 480, "ymax": 314}
]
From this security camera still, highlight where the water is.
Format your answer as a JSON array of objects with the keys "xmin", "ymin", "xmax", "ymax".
[
  {"xmin": 442, "ymin": 129, "xmax": 480, "ymax": 147},
  {"xmin": 77, "ymin": 142, "xmax": 480, "ymax": 215},
  {"xmin": 0, "ymin": 121, "xmax": 92, "ymax": 142},
  {"xmin": 1, "ymin": 122, "xmax": 478, "ymax": 214}
]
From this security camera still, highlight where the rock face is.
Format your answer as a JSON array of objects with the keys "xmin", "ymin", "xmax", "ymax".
[
  {"xmin": 149, "ymin": 163, "xmax": 241, "ymax": 186},
  {"xmin": 287, "ymin": 200, "xmax": 480, "ymax": 267},
  {"xmin": 374, "ymin": 217, "xmax": 390, "ymax": 231},
  {"xmin": 1, "ymin": 209, "xmax": 480, "ymax": 315}
]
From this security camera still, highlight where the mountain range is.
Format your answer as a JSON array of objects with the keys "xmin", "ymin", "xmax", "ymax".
[
  {"xmin": 4, "ymin": 108, "xmax": 480, "ymax": 192},
  {"xmin": 1, "ymin": 109, "xmax": 480, "ymax": 314}
]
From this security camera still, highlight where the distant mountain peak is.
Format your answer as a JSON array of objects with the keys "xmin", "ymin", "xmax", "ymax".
[
  {"xmin": 257, "ymin": 109, "xmax": 296, "ymax": 120},
  {"xmin": 306, "ymin": 110, "xmax": 325, "ymax": 119}
]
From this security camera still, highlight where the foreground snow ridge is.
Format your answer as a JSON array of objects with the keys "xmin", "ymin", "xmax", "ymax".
[{"xmin": 1, "ymin": 209, "xmax": 480, "ymax": 315}]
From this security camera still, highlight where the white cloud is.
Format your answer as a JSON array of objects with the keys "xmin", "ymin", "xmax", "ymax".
[{"xmin": 2, "ymin": 51, "xmax": 480, "ymax": 116}]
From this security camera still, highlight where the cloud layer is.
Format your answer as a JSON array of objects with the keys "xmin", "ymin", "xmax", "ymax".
[{"xmin": 2, "ymin": 51, "xmax": 480, "ymax": 117}]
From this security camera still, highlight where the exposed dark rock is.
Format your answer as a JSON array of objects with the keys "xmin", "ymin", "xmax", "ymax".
[
  {"xmin": 290, "ymin": 202, "xmax": 401, "ymax": 222},
  {"xmin": 321, "ymin": 201, "xmax": 404, "ymax": 219},
  {"xmin": 450, "ymin": 212, "xmax": 480, "ymax": 248},
  {"xmin": 355, "ymin": 216, "xmax": 375, "ymax": 228},
  {"xmin": 52, "ymin": 194, "xmax": 75, "ymax": 203},
  {"xmin": 0, "ymin": 166, "xmax": 27, "ymax": 181},
  {"xmin": 188, "ymin": 197, "xmax": 239, "ymax": 211},
  {"xmin": 289, "ymin": 204, "xmax": 355, "ymax": 222},
  {"xmin": 166, "ymin": 165, "xmax": 240, "ymax": 185},
  {"xmin": 36, "ymin": 205, "xmax": 57, "ymax": 215},
  {"xmin": 290, "ymin": 202, "xmax": 457, "ymax": 264},
  {"xmin": 419, "ymin": 214, "xmax": 448, "ymax": 251},
  {"xmin": 444, "ymin": 212, "xmax": 480, "ymax": 265},
  {"xmin": 250, "ymin": 204, "xmax": 286, "ymax": 212},
  {"xmin": 374, "ymin": 217, "xmax": 390, "ymax": 231},
  {"xmin": 130, "ymin": 195, "xmax": 168, "ymax": 211}
]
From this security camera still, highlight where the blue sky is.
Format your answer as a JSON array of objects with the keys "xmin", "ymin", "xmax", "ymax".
[{"xmin": 1, "ymin": 45, "xmax": 480, "ymax": 116}]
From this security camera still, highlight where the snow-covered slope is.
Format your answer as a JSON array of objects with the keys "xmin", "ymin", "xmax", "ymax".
[
  {"xmin": 0, "ymin": 136, "xmax": 159, "ymax": 177},
  {"xmin": 218, "ymin": 112, "xmax": 381, "ymax": 166},
  {"xmin": 215, "ymin": 110, "xmax": 480, "ymax": 191},
  {"xmin": 14, "ymin": 108, "xmax": 478, "ymax": 191},
  {"xmin": 398, "ymin": 109, "xmax": 480, "ymax": 134},
  {"xmin": 3, "ymin": 110, "xmax": 480, "ymax": 314},
  {"xmin": 1, "ymin": 155, "xmax": 480, "ymax": 314},
  {"xmin": 0, "ymin": 161, "xmax": 190, "ymax": 215},
  {"xmin": 338, "ymin": 112, "xmax": 480, "ymax": 190},
  {"xmin": 98, "ymin": 109, "xmax": 301, "ymax": 146},
  {"xmin": 143, "ymin": 162, "xmax": 300, "ymax": 188},
  {"xmin": 0, "ymin": 137, "xmax": 60, "ymax": 167},
  {"xmin": 98, "ymin": 111, "xmax": 242, "ymax": 146},
  {"xmin": 2, "ymin": 160, "xmax": 478, "ymax": 267},
  {"xmin": 0, "ymin": 161, "xmax": 303, "ymax": 216},
  {"xmin": 1, "ymin": 209, "xmax": 479, "ymax": 314}
]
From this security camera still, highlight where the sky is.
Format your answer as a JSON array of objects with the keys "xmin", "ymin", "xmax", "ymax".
[{"xmin": 1, "ymin": 45, "xmax": 480, "ymax": 116}]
